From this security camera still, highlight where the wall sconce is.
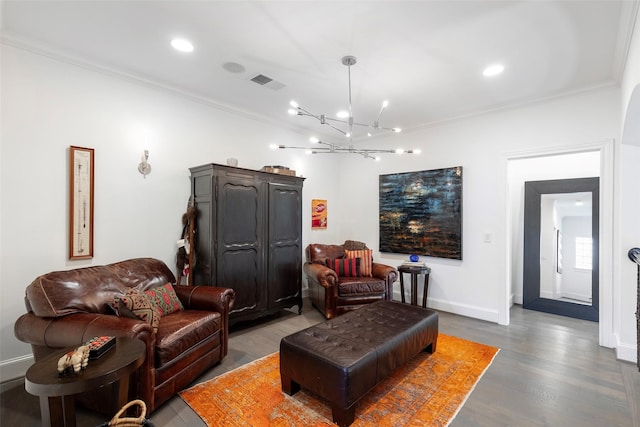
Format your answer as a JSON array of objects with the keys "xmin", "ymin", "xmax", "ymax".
[{"xmin": 138, "ymin": 150, "xmax": 151, "ymax": 178}]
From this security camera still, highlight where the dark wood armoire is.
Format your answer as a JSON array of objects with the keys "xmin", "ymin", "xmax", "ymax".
[{"xmin": 189, "ymin": 163, "xmax": 304, "ymax": 324}]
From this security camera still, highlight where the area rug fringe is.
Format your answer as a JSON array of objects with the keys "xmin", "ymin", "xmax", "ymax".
[
  {"xmin": 180, "ymin": 334, "xmax": 499, "ymax": 426},
  {"xmin": 445, "ymin": 347, "xmax": 500, "ymax": 426}
]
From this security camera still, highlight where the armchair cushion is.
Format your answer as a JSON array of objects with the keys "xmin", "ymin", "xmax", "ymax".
[
  {"xmin": 344, "ymin": 249, "xmax": 373, "ymax": 276},
  {"xmin": 326, "ymin": 257, "xmax": 361, "ymax": 277}
]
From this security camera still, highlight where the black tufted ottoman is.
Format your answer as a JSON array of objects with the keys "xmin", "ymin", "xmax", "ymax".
[{"xmin": 279, "ymin": 300, "xmax": 438, "ymax": 426}]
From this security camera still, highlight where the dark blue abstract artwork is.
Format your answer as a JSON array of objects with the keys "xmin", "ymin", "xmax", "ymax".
[{"xmin": 379, "ymin": 166, "xmax": 462, "ymax": 259}]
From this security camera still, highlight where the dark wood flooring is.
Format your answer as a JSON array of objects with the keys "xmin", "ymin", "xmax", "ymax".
[{"xmin": 2, "ymin": 299, "xmax": 638, "ymax": 426}]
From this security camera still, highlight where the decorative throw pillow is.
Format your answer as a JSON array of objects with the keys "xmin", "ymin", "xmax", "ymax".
[
  {"xmin": 118, "ymin": 288, "xmax": 160, "ymax": 333},
  {"xmin": 345, "ymin": 249, "xmax": 373, "ymax": 277},
  {"xmin": 326, "ymin": 257, "xmax": 361, "ymax": 277},
  {"xmin": 144, "ymin": 283, "xmax": 184, "ymax": 317}
]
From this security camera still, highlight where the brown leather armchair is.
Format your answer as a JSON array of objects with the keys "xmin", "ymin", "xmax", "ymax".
[
  {"xmin": 304, "ymin": 241, "xmax": 398, "ymax": 319},
  {"xmin": 14, "ymin": 258, "xmax": 235, "ymax": 413}
]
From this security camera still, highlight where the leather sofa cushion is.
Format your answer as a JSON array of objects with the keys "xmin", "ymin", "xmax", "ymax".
[
  {"xmin": 338, "ymin": 277, "xmax": 386, "ymax": 296},
  {"xmin": 155, "ymin": 310, "xmax": 221, "ymax": 367}
]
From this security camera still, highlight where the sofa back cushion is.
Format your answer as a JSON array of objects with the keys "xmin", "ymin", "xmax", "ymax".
[{"xmin": 25, "ymin": 258, "xmax": 176, "ymax": 318}]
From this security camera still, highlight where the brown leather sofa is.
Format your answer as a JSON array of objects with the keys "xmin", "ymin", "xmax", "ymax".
[
  {"xmin": 304, "ymin": 241, "xmax": 398, "ymax": 319},
  {"xmin": 14, "ymin": 257, "xmax": 235, "ymax": 413}
]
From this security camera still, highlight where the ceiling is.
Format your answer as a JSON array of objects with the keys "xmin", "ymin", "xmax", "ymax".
[{"xmin": 2, "ymin": 1, "xmax": 638, "ymax": 143}]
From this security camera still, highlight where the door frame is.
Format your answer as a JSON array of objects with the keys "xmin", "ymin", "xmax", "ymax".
[{"xmin": 523, "ymin": 177, "xmax": 599, "ymax": 321}]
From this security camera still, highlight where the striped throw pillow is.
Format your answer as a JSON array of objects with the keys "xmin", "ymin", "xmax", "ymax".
[
  {"xmin": 345, "ymin": 249, "xmax": 373, "ymax": 277},
  {"xmin": 326, "ymin": 257, "xmax": 361, "ymax": 277}
]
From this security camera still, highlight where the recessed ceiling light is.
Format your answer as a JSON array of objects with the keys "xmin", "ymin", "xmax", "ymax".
[
  {"xmin": 171, "ymin": 38, "xmax": 194, "ymax": 53},
  {"xmin": 483, "ymin": 63, "xmax": 504, "ymax": 77}
]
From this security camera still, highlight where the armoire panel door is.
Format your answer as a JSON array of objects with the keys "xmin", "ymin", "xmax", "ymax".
[
  {"xmin": 267, "ymin": 182, "xmax": 302, "ymax": 310},
  {"xmin": 217, "ymin": 174, "xmax": 265, "ymax": 316}
]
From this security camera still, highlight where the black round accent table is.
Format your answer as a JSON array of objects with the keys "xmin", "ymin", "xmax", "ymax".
[
  {"xmin": 25, "ymin": 337, "xmax": 145, "ymax": 427},
  {"xmin": 397, "ymin": 264, "xmax": 432, "ymax": 307}
]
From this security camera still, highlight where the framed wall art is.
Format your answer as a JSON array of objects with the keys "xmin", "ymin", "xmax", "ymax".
[
  {"xmin": 69, "ymin": 146, "xmax": 94, "ymax": 259},
  {"xmin": 379, "ymin": 166, "xmax": 462, "ymax": 260},
  {"xmin": 312, "ymin": 199, "xmax": 327, "ymax": 229}
]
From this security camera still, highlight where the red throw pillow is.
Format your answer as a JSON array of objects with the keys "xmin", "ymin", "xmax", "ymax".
[
  {"xmin": 345, "ymin": 249, "xmax": 373, "ymax": 277},
  {"xmin": 326, "ymin": 257, "xmax": 361, "ymax": 277}
]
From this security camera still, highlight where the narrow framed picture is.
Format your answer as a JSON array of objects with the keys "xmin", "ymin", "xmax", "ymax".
[
  {"xmin": 312, "ymin": 199, "xmax": 327, "ymax": 229},
  {"xmin": 69, "ymin": 146, "xmax": 94, "ymax": 259}
]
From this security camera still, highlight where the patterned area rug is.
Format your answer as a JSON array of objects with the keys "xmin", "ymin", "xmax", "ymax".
[{"xmin": 180, "ymin": 334, "xmax": 499, "ymax": 426}]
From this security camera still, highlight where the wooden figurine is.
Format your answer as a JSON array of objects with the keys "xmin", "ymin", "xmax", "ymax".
[{"xmin": 57, "ymin": 345, "xmax": 90, "ymax": 375}]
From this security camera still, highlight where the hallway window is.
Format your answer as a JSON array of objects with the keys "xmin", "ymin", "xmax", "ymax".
[{"xmin": 575, "ymin": 237, "xmax": 592, "ymax": 270}]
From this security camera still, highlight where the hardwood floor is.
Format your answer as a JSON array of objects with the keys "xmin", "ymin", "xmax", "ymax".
[{"xmin": 2, "ymin": 299, "xmax": 638, "ymax": 426}]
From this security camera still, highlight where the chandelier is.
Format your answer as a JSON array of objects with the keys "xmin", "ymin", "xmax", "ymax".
[{"xmin": 271, "ymin": 56, "xmax": 420, "ymax": 160}]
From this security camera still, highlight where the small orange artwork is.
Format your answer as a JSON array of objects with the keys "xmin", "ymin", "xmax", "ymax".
[{"xmin": 312, "ymin": 199, "xmax": 327, "ymax": 229}]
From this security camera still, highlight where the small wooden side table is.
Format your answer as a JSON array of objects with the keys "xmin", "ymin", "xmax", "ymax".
[
  {"xmin": 397, "ymin": 264, "xmax": 432, "ymax": 308},
  {"xmin": 25, "ymin": 337, "xmax": 145, "ymax": 427}
]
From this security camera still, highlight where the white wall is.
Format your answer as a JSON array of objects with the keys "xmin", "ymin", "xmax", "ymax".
[
  {"xmin": 0, "ymin": 45, "xmax": 344, "ymax": 380},
  {"xmin": 617, "ymin": 4, "xmax": 640, "ymax": 363},
  {"xmin": 334, "ymin": 87, "xmax": 620, "ymax": 327}
]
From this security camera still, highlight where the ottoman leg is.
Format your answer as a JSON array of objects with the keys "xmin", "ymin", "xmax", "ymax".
[
  {"xmin": 331, "ymin": 404, "xmax": 356, "ymax": 427},
  {"xmin": 280, "ymin": 374, "xmax": 300, "ymax": 396}
]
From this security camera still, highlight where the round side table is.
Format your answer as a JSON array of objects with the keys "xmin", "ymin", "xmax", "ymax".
[
  {"xmin": 397, "ymin": 264, "xmax": 432, "ymax": 308},
  {"xmin": 25, "ymin": 337, "xmax": 145, "ymax": 427}
]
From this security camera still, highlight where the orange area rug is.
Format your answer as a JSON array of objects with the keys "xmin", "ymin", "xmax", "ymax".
[{"xmin": 180, "ymin": 333, "xmax": 499, "ymax": 426}]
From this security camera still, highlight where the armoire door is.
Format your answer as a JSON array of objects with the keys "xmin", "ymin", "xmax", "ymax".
[
  {"xmin": 267, "ymin": 181, "xmax": 303, "ymax": 312},
  {"xmin": 216, "ymin": 172, "xmax": 265, "ymax": 317}
]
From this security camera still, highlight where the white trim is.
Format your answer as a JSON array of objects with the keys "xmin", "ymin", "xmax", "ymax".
[
  {"xmin": 0, "ymin": 354, "xmax": 33, "ymax": 383},
  {"xmin": 615, "ymin": 336, "xmax": 638, "ymax": 363},
  {"xmin": 392, "ymin": 291, "xmax": 500, "ymax": 323}
]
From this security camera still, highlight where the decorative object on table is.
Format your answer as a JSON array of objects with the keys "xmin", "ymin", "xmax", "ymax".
[
  {"xmin": 87, "ymin": 336, "xmax": 116, "ymax": 359},
  {"xmin": 137, "ymin": 150, "xmax": 151, "ymax": 178},
  {"xmin": 226, "ymin": 157, "xmax": 238, "ymax": 167},
  {"xmin": 273, "ymin": 56, "xmax": 420, "ymax": 161},
  {"xmin": 260, "ymin": 165, "xmax": 297, "ymax": 176},
  {"xmin": 96, "ymin": 399, "xmax": 155, "ymax": 427},
  {"xmin": 69, "ymin": 145, "xmax": 94, "ymax": 260},
  {"xmin": 57, "ymin": 345, "xmax": 89, "ymax": 376},
  {"xmin": 629, "ymin": 247, "xmax": 640, "ymax": 371},
  {"xmin": 379, "ymin": 166, "xmax": 463, "ymax": 259},
  {"xmin": 311, "ymin": 199, "xmax": 327, "ymax": 229},
  {"xmin": 410, "ymin": 254, "xmax": 419, "ymax": 262}
]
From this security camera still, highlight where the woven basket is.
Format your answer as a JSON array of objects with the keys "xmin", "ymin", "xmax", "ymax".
[{"xmin": 97, "ymin": 399, "xmax": 154, "ymax": 427}]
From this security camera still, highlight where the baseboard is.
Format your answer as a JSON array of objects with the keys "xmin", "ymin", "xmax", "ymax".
[
  {"xmin": 392, "ymin": 290, "xmax": 500, "ymax": 323},
  {"xmin": 0, "ymin": 354, "xmax": 33, "ymax": 383},
  {"xmin": 615, "ymin": 338, "xmax": 638, "ymax": 364}
]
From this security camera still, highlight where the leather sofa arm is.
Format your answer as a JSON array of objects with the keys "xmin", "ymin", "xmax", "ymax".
[
  {"xmin": 303, "ymin": 262, "xmax": 338, "ymax": 288},
  {"xmin": 14, "ymin": 312, "xmax": 153, "ymax": 353},
  {"xmin": 372, "ymin": 263, "xmax": 398, "ymax": 285},
  {"xmin": 172, "ymin": 285, "xmax": 235, "ymax": 314}
]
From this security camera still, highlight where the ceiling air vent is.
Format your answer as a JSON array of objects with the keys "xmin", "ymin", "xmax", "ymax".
[{"xmin": 250, "ymin": 74, "xmax": 286, "ymax": 90}]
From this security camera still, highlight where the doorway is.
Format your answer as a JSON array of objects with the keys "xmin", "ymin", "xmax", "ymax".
[{"xmin": 523, "ymin": 177, "xmax": 599, "ymax": 321}]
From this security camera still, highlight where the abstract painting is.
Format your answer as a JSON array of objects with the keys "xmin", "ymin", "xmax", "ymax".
[{"xmin": 379, "ymin": 166, "xmax": 462, "ymax": 259}]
